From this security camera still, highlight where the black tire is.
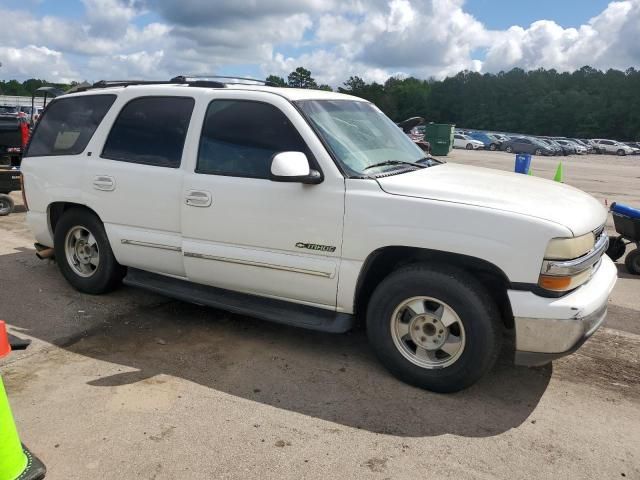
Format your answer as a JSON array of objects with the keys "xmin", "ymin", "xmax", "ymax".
[
  {"xmin": 0, "ymin": 194, "xmax": 14, "ymax": 216},
  {"xmin": 617, "ymin": 149, "xmax": 626, "ymax": 156},
  {"xmin": 465, "ymin": 143, "xmax": 473, "ymax": 150},
  {"xmin": 534, "ymin": 148, "xmax": 542, "ymax": 156},
  {"xmin": 606, "ymin": 236, "xmax": 626, "ymax": 261},
  {"xmin": 625, "ymin": 249, "xmax": 640, "ymax": 275},
  {"xmin": 505, "ymin": 146, "xmax": 513, "ymax": 153},
  {"xmin": 366, "ymin": 264, "xmax": 502, "ymax": 393},
  {"xmin": 489, "ymin": 143, "xmax": 497, "ymax": 151},
  {"xmin": 53, "ymin": 208, "xmax": 126, "ymax": 294}
]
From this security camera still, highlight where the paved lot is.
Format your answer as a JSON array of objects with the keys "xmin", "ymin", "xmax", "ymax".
[{"xmin": 0, "ymin": 151, "xmax": 639, "ymax": 479}]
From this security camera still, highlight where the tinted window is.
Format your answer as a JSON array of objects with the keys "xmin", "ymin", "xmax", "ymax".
[
  {"xmin": 25, "ymin": 95, "xmax": 115, "ymax": 157},
  {"xmin": 102, "ymin": 96, "xmax": 194, "ymax": 168},
  {"xmin": 454, "ymin": 134, "xmax": 462, "ymax": 139},
  {"xmin": 197, "ymin": 100, "xmax": 308, "ymax": 179}
]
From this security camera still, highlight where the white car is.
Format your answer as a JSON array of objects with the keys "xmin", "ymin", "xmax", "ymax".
[
  {"xmin": 592, "ymin": 139, "xmax": 636, "ymax": 156},
  {"xmin": 21, "ymin": 79, "xmax": 617, "ymax": 392},
  {"xmin": 453, "ymin": 133, "xmax": 484, "ymax": 150}
]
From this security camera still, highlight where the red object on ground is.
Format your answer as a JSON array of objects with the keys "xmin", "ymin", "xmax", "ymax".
[{"xmin": 0, "ymin": 321, "xmax": 11, "ymax": 359}]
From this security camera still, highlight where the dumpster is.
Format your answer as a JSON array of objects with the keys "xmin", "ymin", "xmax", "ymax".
[
  {"xmin": 514, "ymin": 154, "xmax": 532, "ymax": 174},
  {"xmin": 423, "ymin": 123, "xmax": 454, "ymax": 156}
]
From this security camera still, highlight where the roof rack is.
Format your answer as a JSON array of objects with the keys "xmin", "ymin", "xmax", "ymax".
[
  {"xmin": 74, "ymin": 75, "xmax": 276, "ymax": 93},
  {"xmin": 171, "ymin": 75, "xmax": 278, "ymax": 87}
]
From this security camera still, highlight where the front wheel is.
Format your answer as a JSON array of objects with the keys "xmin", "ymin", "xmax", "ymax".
[
  {"xmin": 366, "ymin": 264, "xmax": 502, "ymax": 393},
  {"xmin": 0, "ymin": 194, "xmax": 14, "ymax": 216},
  {"xmin": 489, "ymin": 143, "xmax": 497, "ymax": 151},
  {"xmin": 54, "ymin": 208, "xmax": 126, "ymax": 294},
  {"xmin": 606, "ymin": 236, "xmax": 626, "ymax": 261},
  {"xmin": 617, "ymin": 149, "xmax": 626, "ymax": 156},
  {"xmin": 466, "ymin": 143, "xmax": 473, "ymax": 150},
  {"xmin": 505, "ymin": 146, "xmax": 513, "ymax": 153},
  {"xmin": 534, "ymin": 148, "xmax": 542, "ymax": 156},
  {"xmin": 625, "ymin": 249, "xmax": 640, "ymax": 275}
]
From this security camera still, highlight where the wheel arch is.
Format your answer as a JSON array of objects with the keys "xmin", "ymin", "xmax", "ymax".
[
  {"xmin": 353, "ymin": 246, "xmax": 514, "ymax": 328},
  {"xmin": 48, "ymin": 202, "xmax": 102, "ymax": 237}
]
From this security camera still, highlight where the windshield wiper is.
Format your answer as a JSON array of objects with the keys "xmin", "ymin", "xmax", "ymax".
[{"xmin": 363, "ymin": 160, "xmax": 428, "ymax": 171}]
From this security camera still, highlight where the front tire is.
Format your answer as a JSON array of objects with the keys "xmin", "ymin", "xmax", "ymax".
[
  {"xmin": 625, "ymin": 249, "xmax": 640, "ymax": 275},
  {"xmin": 505, "ymin": 146, "xmax": 513, "ymax": 153},
  {"xmin": 0, "ymin": 194, "xmax": 14, "ymax": 216},
  {"xmin": 366, "ymin": 264, "xmax": 502, "ymax": 393},
  {"xmin": 534, "ymin": 148, "xmax": 542, "ymax": 155},
  {"xmin": 54, "ymin": 208, "xmax": 125, "ymax": 294},
  {"xmin": 466, "ymin": 143, "xmax": 473, "ymax": 150},
  {"xmin": 617, "ymin": 149, "xmax": 626, "ymax": 156},
  {"xmin": 606, "ymin": 236, "xmax": 626, "ymax": 261},
  {"xmin": 489, "ymin": 143, "xmax": 497, "ymax": 151}
]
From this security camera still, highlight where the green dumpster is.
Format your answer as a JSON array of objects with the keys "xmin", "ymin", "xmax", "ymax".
[{"xmin": 424, "ymin": 123, "xmax": 455, "ymax": 156}]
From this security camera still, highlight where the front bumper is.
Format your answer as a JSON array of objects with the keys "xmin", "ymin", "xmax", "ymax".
[{"xmin": 509, "ymin": 255, "xmax": 617, "ymax": 366}]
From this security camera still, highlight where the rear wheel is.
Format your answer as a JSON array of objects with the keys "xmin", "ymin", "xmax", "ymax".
[
  {"xmin": 0, "ymin": 194, "xmax": 14, "ymax": 216},
  {"xmin": 505, "ymin": 146, "xmax": 513, "ymax": 153},
  {"xmin": 625, "ymin": 249, "xmax": 640, "ymax": 275},
  {"xmin": 534, "ymin": 148, "xmax": 542, "ymax": 156},
  {"xmin": 489, "ymin": 143, "xmax": 497, "ymax": 151},
  {"xmin": 366, "ymin": 264, "xmax": 502, "ymax": 393},
  {"xmin": 606, "ymin": 236, "xmax": 626, "ymax": 261},
  {"xmin": 54, "ymin": 208, "xmax": 126, "ymax": 294}
]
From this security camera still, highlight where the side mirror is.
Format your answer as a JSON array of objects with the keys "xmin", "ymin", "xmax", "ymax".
[{"xmin": 270, "ymin": 152, "xmax": 322, "ymax": 184}]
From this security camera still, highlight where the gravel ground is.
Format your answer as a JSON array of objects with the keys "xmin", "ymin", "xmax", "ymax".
[{"xmin": 0, "ymin": 150, "xmax": 638, "ymax": 479}]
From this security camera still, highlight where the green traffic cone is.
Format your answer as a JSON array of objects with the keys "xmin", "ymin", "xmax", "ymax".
[
  {"xmin": 554, "ymin": 162, "xmax": 564, "ymax": 182},
  {"xmin": 0, "ymin": 321, "xmax": 46, "ymax": 480},
  {"xmin": 528, "ymin": 168, "xmax": 533, "ymax": 176}
]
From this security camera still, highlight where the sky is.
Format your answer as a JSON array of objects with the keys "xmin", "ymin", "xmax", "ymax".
[{"xmin": 0, "ymin": 0, "xmax": 638, "ymax": 86}]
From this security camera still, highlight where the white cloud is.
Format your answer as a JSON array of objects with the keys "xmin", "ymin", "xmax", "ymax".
[{"xmin": 0, "ymin": 0, "xmax": 638, "ymax": 85}]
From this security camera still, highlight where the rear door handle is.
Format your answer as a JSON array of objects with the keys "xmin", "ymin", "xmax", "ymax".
[
  {"xmin": 93, "ymin": 175, "xmax": 115, "ymax": 191},
  {"xmin": 185, "ymin": 190, "xmax": 212, "ymax": 207}
]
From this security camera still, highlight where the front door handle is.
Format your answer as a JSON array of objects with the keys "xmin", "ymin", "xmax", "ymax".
[
  {"xmin": 185, "ymin": 190, "xmax": 212, "ymax": 207},
  {"xmin": 93, "ymin": 175, "xmax": 115, "ymax": 191}
]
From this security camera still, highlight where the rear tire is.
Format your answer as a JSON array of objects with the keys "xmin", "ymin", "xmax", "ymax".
[
  {"xmin": 366, "ymin": 264, "xmax": 502, "ymax": 393},
  {"xmin": 606, "ymin": 236, "xmax": 626, "ymax": 261},
  {"xmin": 625, "ymin": 249, "xmax": 640, "ymax": 275},
  {"xmin": 534, "ymin": 148, "xmax": 542, "ymax": 156},
  {"xmin": 0, "ymin": 194, "xmax": 14, "ymax": 216},
  {"xmin": 505, "ymin": 146, "xmax": 513, "ymax": 153},
  {"xmin": 489, "ymin": 143, "xmax": 497, "ymax": 151},
  {"xmin": 54, "ymin": 208, "xmax": 126, "ymax": 294}
]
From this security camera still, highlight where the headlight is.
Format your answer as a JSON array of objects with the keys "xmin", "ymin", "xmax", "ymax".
[
  {"xmin": 544, "ymin": 233, "xmax": 594, "ymax": 260},
  {"xmin": 538, "ymin": 232, "xmax": 606, "ymax": 293}
]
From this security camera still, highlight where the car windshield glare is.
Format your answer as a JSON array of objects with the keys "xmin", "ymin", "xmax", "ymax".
[{"xmin": 295, "ymin": 100, "xmax": 426, "ymax": 176}]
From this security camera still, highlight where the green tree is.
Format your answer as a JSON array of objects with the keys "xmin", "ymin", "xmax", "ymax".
[
  {"xmin": 265, "ymin": 75, "xmax": 287, "ymax": 87},
  {"xmin": 287, "ymin": 67, "xmax": 317, "ymax": 89}
]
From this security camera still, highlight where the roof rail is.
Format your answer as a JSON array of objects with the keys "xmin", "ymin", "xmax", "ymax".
[
  {"xmin": 76, "ymin": 80, "xmax": 181, "ymax": 92},
  {"xmin": 172, "ymin": 75, "xmax": 278, "ymax": 87}
]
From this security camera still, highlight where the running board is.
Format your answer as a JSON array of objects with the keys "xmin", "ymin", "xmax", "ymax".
[{"xmin": 123, "ymin": 268, "xmax": 354, "ymax": 333}]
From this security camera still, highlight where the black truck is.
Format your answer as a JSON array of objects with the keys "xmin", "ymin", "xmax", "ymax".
[{"xmin": 0, "ymin": 112, "xmax": 28, "ymax": 215}]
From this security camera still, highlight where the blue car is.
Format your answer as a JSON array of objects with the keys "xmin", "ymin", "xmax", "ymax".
[{"xmin": 467, "ymin": 132, "xmax": 503, "ymax": 151}]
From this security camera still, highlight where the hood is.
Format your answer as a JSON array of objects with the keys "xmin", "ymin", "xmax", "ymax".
[{"xmin": 377, "ymin": 163, "xmax": 606, "ymax": 236}]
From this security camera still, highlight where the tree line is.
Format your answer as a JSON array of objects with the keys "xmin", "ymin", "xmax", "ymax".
[
  {"xmin": 3, "ymin": 65, "xmax": 639, "ymax": 140},
  {"xmin": 269, "ymin": 66, "xmax": 640, "ymax": 141}
]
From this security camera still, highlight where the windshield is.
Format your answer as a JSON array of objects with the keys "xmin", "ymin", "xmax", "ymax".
[{"xmin": 296, "ymin": 100, "xmax": 430, "ymax": 176}]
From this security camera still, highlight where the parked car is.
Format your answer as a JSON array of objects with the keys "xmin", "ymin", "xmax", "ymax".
[
  {"xmin": 0, "ymin": 105, "xmax": 18, "ymax": 116},
  {"xmin": 453, "ymin": 133, "xmax": 484, "ymax": 150},
  {"xmin": 21, "ymin": 78, "xmax": 616, "ymax": 393},
  {"xmin": 592, "ymin": 139, "xmax": 637, "ymax": 156},
  {"xmin": 536, "ymin": 138, "xmax": 562, "ymax": 156},
  {"xmin": 0, "ymin": 113, "xmax": 30, "ymax": 168},
  {"xmin": 555, "ymin": 139, "xmax": 586, "ymax": 155},
  {"xmin": 623, "ymin": 142, "xmax": 640, "ymax": 153},
  {"xmin": 541, "ymin": 137, "xmax": 573, "ymax": 156},
  {"xmin": 467, "ymin": 132, "xmax": 502, "ymax": 151},
  {"xmin": 501, "ymin": 136, "xmax": 554, "ymax": 155},
  {"xmin": 571, "ymin": 139, "xmax": 594, "ymax": 154}
]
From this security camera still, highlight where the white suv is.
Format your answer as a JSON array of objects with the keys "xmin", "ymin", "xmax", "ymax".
[{"xmin": 21, "ymin": 78, "xmax": 617, "ymax": 392}]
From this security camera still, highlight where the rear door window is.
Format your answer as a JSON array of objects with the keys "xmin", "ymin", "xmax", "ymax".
[
  {"xmin": 102, "ymin": 96, "xmax": 194, "ymax": 168},
  {"xmin": 25, "ymin": 95, "xmax": 116, "ymax": 157}
]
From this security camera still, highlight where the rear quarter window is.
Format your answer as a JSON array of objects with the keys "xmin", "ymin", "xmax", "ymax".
[{"xmin": 25, "ymin": 95, "xmax": 116, "ymax": 157}]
